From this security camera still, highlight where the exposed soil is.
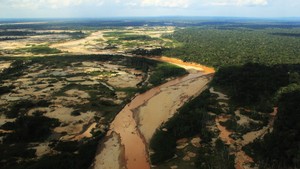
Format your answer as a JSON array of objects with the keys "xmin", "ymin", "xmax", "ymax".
[
  {"xmin": 213, "ymin": 89, "xmax": 278, "ymax": 169},
  {"xmin": 93, "ymin": 132, "xmax": 124, "ymax": 169}
]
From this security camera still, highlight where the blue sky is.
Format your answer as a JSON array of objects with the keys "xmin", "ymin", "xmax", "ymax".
[{"xmin": 0, "ymin": 0, "xmax": 299, "ymax": 18}]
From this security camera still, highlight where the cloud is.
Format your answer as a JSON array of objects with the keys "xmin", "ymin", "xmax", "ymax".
[
  {"xmin": 207, "ymin": 0, "xmax": 268, "ymax": 6},
  {"xmin": 3, "ymin": 0, "xmax": 105, "ymax": 9},
  {"xmin": 9, "ymin": 0, "xmax": 40, "ymax": 9},
  {"xmin": 49, "ymin": 0, "xmax": 106, "ymax": 8},
  {"xmin": 1, "ymin": 0, "xmax": 269, "ymax": 10},
  {"xmin": 140, "ymin": 0, "xmax": 190, "ymax": 8}
]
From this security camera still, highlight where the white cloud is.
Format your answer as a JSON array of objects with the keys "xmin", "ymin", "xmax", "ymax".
[
  {"xmin": 1, "ymin": 0, "xmax": 269, "ymax": 10},
  {"xmin": 126, "ymin": 2, "xmax": 138, "ymax": 7},
  {"xmin": 140, "ymin": 0, "xmax": 190, "ymax": 8},
  {"xmin": 9, "ymin": 0, "xmax": 40, "ymax": 9},
  {"xmin": 206, "ymin": 0, "xmax": 268, "ymax": 6},
  {"xmin": 4, "ymin": 0, "xmax": 105, "ymax": 9}
]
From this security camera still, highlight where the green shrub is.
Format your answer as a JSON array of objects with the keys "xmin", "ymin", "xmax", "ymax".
[
  {"xmin": 24, "ymin": 45, "xmax": 61, "ymax": 54},
  {"xmin": 149, "ymin": 63, "xmax": 187, "ymax": 86},
  {"xmin": 71, "ymin": 110, "xmax": 81, "ymax": 116},
  {"xmin": 150, "ymin": 131, "xmax": 176, "ymax": 165},
  {"xmin": 54, "ymin": 141, "xmax": 79, "ymax": 153},
  {"xmin": 0, "ymin": 86, "xmax": 14, "ymax": 95}
]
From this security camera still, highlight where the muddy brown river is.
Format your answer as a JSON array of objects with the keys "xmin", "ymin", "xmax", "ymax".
[{"xmin": 92, "ymin": 57, "xmax": 214, "ymax": 169}]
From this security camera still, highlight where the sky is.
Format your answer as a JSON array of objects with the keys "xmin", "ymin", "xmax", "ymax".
[{"xmin": 0, "ymin": 0, "xmax": 299, "ymax": 18}]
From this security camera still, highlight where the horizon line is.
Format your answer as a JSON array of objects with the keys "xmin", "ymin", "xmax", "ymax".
[{"xmin": 1, "ymin": 16, "xmax": 300, "ymax": 19}]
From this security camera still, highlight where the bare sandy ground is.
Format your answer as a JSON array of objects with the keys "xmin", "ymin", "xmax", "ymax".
[
  {"xmin": 209, "ymin": 87, "xmax": 229, "ymax": 100},
  {"xmin": 50, "ymin": 31, "xmax": 105, "ymax": 54},
  {"xmin": 65, "ymin": 89, "xmax": 90, "ymax": 99},
  {"xmin": 157, "ymin": 56, "xmax": 215, "ymax": 74},
  {"xmin": 241, "ymin": 108, "xmax": 277, "ymax": 145},
  {"xmin": 216, "ymin": 115, "xmax": 234, "ymax": 145},
  {"xmin": 93, "ymin": 132, "xmax": 124, "ymax": 169},
  {"xmin": 44, "ymin": 107, "xmax": 96, "ymax": 140},
  {"xmin": 73, "ymin": 122, "xmax": 97, "ymax": 140},
  {"xmin": 0, "ymin": 34, "xmax": 69, "ymax": 50},
  {"xmin": 107, "ymin": 72, "xmax": 142, "ymax": 88},
  {"xmin": 0, "ymin": 61, "xmax": 12, "ymax": 72},
  {"xmin": 235, "ymin": 110, "xmax": 256, "ymax": 126},
  {"xmin": 0, "ymin": 129, "xmax": 13, "ymax": 134},
  {"xmin": 34, "ymin": 143, "xmax": 51, "ymax": 157}
]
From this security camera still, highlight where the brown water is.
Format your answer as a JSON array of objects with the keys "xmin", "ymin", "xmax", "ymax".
[{"xmin": 93, "ymin": 56, "xmax": 215, "ymax": 169}]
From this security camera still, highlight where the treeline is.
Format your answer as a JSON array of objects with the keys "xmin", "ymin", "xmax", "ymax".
[
  {"xmin": 129, "ymin": 48, "xmax": 165, "ymax": 56},
  {"xmin": 0, "ymin": 30, "xmax": 86, "ymax": 39},
  {"xmin": 212, "ymin": 63, "xmax": 300, "ymax": 109},
  {"xmin": 0, "ymin": 37, "xmax": 26, "ymax": 41},
  {"xmin": 163, "ymin": 27, "xmax": 300, "ymax": 67},
  {"xmin": 118, "ymin": 35, "xmax": 156, "ymax": 41}
]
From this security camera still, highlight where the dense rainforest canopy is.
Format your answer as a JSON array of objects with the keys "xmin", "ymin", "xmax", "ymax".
[{"xmin": 163, "ymin": 27, "xmax": 300, "ymax": 67}]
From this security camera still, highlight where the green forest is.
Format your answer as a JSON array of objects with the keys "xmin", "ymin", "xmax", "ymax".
[
  {"xmin": 163, "ymin": 27, "xmax": 300, "ymax": 67},
  {"xmin": 161, "ymin": 26, "xmax": 300, "ymax": 168}
]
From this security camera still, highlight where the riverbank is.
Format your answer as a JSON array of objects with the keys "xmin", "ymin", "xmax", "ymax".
[{"xmin": 92, "ymin": 56, "xmax": 214, "ymax": 169}]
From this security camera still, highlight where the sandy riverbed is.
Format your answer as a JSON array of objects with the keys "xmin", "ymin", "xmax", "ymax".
[
  {"xmin": 136, "ymin": 75, "xmax": 210, "ymax": 143},
  {"xmin": 92, "ymin": 57, "xmax": 214, "ymax": 169},
  {"xmin": 93, "ymin": 132, "xmax": 125, "ymax": 169}
]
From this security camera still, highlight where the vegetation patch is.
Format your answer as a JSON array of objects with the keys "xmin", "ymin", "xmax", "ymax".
[
  {"xmin": 118, "ymin": 35, "xmax": 156, "ymax": 41},
  {"xmin": 5, "ymin": 100, "xmax": 51, "ymax": 118},
  {"xmin": 149, "ymin": 63, "xmax": 187, "ymax": 86},
  {"xmin": 0, "ymin": 60, "xmax": 29, "ymax": 81},
  {"xmin": 22, "ymin": 45, "xmax": 62, "ymax": 54},
  {"xmin": 2, "ymin": 115, "xmax": 60, "ymax": 143}
]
